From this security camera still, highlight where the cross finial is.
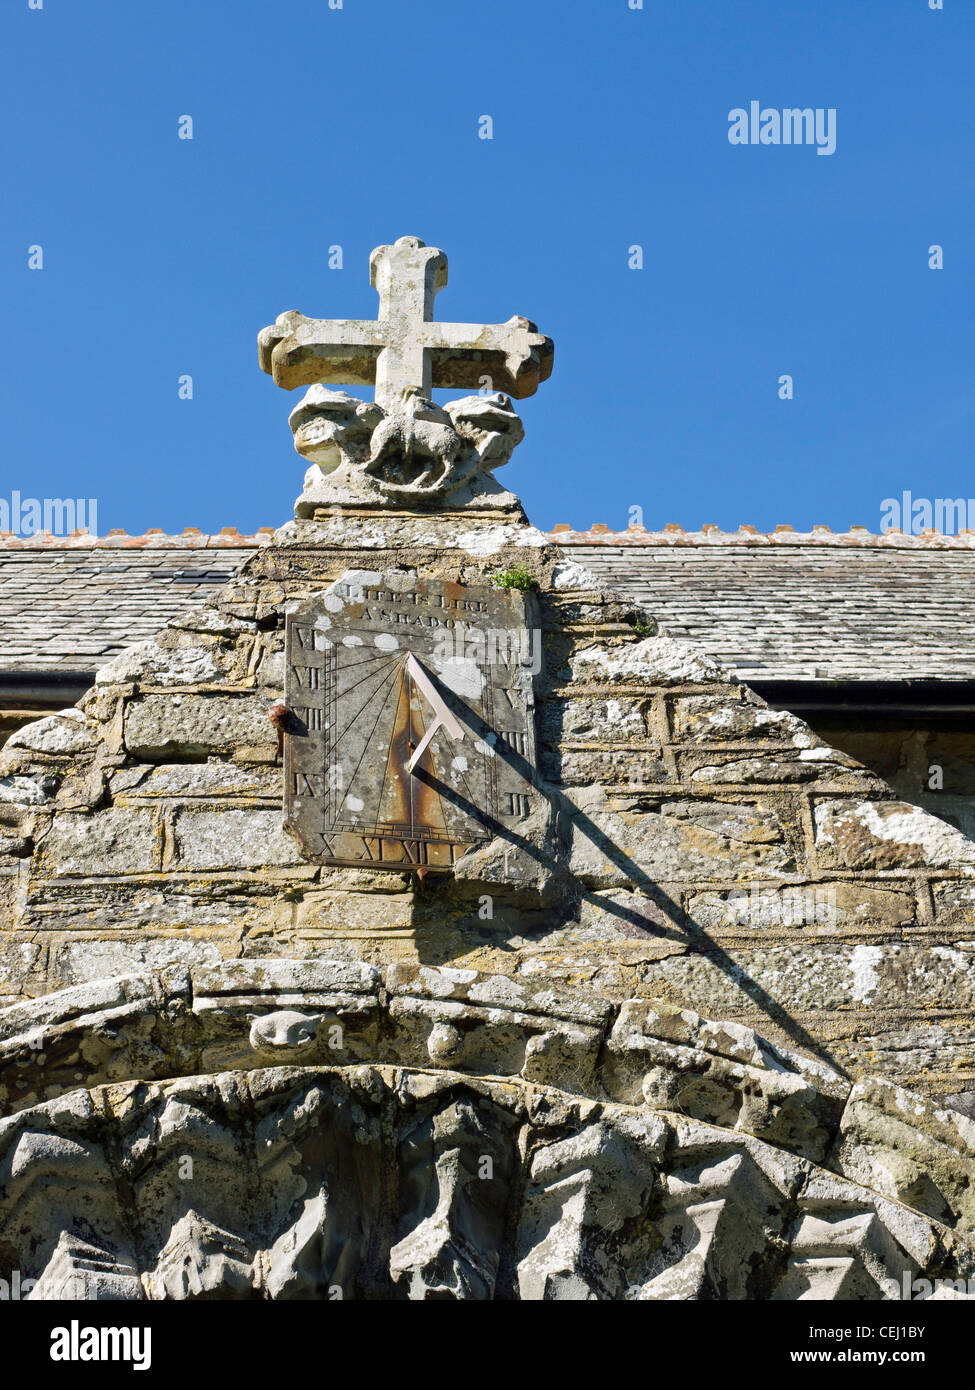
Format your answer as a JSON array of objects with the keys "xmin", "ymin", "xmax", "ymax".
[{"xmin": 258, "ymin": 236, "xmax": 553, "ymax": 411}]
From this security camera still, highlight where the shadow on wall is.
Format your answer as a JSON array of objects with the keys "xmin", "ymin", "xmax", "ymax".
[
  {"xmin": 805, "ymin": 714, "xmax": 975, "ymax": 841},
  {"xmin": 409, "ymin": 752, "xmax": 847, "ymax": 1080}
]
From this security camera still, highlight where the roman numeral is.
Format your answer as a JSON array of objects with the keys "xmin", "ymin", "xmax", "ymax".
[
  {"xmin": 497, "ymin": 729, "xmax": 528, "ymax": 756},
  {"xmin": 290, "ymin": 664, "xmax": 322, "ymax": 690},
  {"xmin": 291, "ymin": 772, "xmax": 324, "ymax": 798},
  {"xmin": 292, "ymin": 625, "xmax": 331, "ymax": 652}
]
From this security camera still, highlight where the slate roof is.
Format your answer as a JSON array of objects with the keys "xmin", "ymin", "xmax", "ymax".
[
  {"xmin": 556, "ymin": 525, "xmax": 975, "ymax": 682},
  {"xmin": 2, "ymin": 524, "xmax": 974, "ymax": 683},
  {"xmin": 0, "ymin": 530, "xmax": 271, "ymax": 674}
]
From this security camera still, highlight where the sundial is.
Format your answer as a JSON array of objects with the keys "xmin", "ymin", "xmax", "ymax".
[
  {"xmin": 260, "ymin": 236, "xmax": 553, "ymax": 869},
  {"xmin": 283, "ymin": 574, "xmax": 539, "ymax": 870}
]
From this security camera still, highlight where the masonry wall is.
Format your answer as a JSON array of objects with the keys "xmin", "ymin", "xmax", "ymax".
[
  {"xmin": 2, "ymin": 516, "xmax": 975, "ymax": 1113},
  {"xmin": 804, "ymin": 716, "xmax": 975, "ymax": 842}
]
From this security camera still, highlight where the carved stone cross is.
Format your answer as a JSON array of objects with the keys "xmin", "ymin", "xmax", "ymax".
[{"xmin": 258, "ymin": 236, "xmax": 554, "ymax": 410}]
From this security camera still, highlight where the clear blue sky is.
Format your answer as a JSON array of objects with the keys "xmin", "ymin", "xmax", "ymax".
[{"xmin": 2, "ymin": 0, "xmax": 971, "ymax": 536}]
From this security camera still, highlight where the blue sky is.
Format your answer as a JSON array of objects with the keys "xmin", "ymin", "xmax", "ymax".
[{"xmin": 2, "ymin": 0, "xmax": 971, "ymax": 536}]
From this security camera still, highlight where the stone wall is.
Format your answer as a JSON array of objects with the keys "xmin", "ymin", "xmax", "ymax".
[
  {"xmin": 2, "ymin": 508, "xmax": 975, "ymax": 1117},
  {"xmin": 805, "ymin": 715, "xmax": 975, "ymax": 842},
  {"xmin": 3, "ymin": 505, "xmax": 975, "ymax": 1298}
]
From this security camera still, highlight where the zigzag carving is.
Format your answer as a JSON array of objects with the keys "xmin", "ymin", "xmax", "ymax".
[{"xmin": 1, "ymin": 1066, "xmax": 972, "ymax": 1301}]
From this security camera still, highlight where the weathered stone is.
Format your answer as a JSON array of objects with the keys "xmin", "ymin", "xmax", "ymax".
[
  {"xmin": 291, "ymin": 889, "xmax": 414, "ymax": 933},
  {"xmin": 542, "ymin": 696, "xmax": 649, "ymax": 742},
  {"xmin": 832, "ymin": 1018, "xmax": 975, "ymax": 1090},
  {"xmin": 53, "ymin": 937, "xmax": 226, "ymax": 988},
  {"xmin": 568, "ymin": 789, "xmax": 794, "ymax": 887},
  {"xmin": 640, "ymin": 941, "xmax": 975, "ymax": 1015},
  {"xmin": 831, "ymin": 1077, "xmax": 975, "ymax": 1236},
  {"xmin": 601, "ymin": 999, "xmax": 847, "ymax": 1163},
  {"xmin": 452, "ymin": 804, "xmax": 563, "ymax": 905},
  {"xmin": 0, "ymin": 942, "xmax": 43, "ymax": 999},
  {"xmin": 683, "ymin": 749, "xmax": 866, "ymax": 785},
  {"xmin": 193, "ymin": 957, "xmax": 379, "ymax": 995},
  {"xmin": 38, "ymin": 808, "xmax": 160, "ymax": 876},
  {"xmin": 124, "ymin": 695, "xmax": 275, "ymax": 759},
  {"xmin": 173, "ymin": 808, "xmax": 302, "ymax": 870},
  {"xmin": 568, "ymin": 636, "xmax": 731, "ymax": 686},
  {"xmin": 934, "ymin": 880, "xmax": 975, "ymax": 928},
  {"xmin": 577, "ymin": 889, "xmax": 682, "ymax": 942},
  {"xmin": 112, "ymin": 759, "xmax": 280, "ymax": 800},
  {"xmin": 4, "ymin": 709, "xmax": 97, "ymax": 757},
  {"xmin": 687, "ymin": 882, "xmax": 917, "ymax": 932},
  {"xmin": 146, "ymin": 1211, "xmax": 257, "ymax": 1300},
  {"xmin": 632, "ymin": 1118, "xmax": 804, "ymax": 1300},
  {"xmin": 28, "ymin": 1231, "xmax": 143, "ymax": 1301},
  {"xmin": 547, "ymin": 746, "xmax": 669, "ymax": 787},
  {"xmin": 259, "ymin": 236, "xmax": 553, "ymax": 409},
  {"xmin": 255, "ymin": 644, "xmax": 285, "ymax": 690},
  {"xmin": 169, "ymin": 606, "xmax": 257, "ymax": 637},
  {"xmin": 0, "ymin": 775, "xmax": 52, "ymax": 806},
  {"xmin": 671, "ymin": 695, "xmax": 811, "ymax": 745},
  {"xmin": 96, "ymin": 636, "xmax": 230, "ymax": 687},
  {"xmin": 517, "ymin": 1116, "xmax": 663, "ymax": 1300},
  {"xmin": 550, "ymin": 558, "xmax": 611, "ymax": 594},
  {"xmin": 815, "ymin": 798, "xmax": 975, "ymax": 869},
  {"xmin": 294, "ymin": 390, "xmax": 527, "ymax": 511}
]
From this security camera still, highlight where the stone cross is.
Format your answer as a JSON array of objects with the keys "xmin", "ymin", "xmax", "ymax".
[{"xmin": 258, "ymin": 236, "xmax": 554, "ymax": 410}]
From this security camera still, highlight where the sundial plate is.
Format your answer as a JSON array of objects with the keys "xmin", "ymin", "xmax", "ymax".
[{"xmin": 283, "ymin": 574, "xmax": 539, "ymax": 870}]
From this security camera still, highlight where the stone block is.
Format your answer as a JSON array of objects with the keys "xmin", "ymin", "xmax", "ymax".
[
  {"xmin": 0, "ymin": 941, "xmax": 43, "ymax": 998},
  {"xmin": 814, "ymin": 798, "xmax": 975, "ymax": 870},
  {"xmin": 173, "ymin": 809, "xmax": 302, "ymax": 870},
  {"xmin": 292, "ymin": 890, "xmax": 414, "ymax": 933},
  {"xmin": 539, "ymin": 696, "xmax": 649, "ymax": 743},
  {"xmin": 96, "ymin": 636, "xmax": 230, "ymax": 687},
  {"xmin": 671, "ymin": 695, "xmax": 809, "ymax": 745},
  {"xmin": 568, "ymin": 636, "xmax": 731, "ymax": 687},
  {"xmin": 831, "ymin": 1077, "xmax": 975, "ymax": 1236},
  {"xmin": 934, "ymin": 880, "xmax": 975, "ymax": 929},
  {"xmin": 641, "ymin": 941, "xmax": 975, "ymax": 1015},
  {"xmin": 542, "ymin": 746, "xmax": 669, "ymax": 788},
  {"xmin": 681, "ymin": 749, "xmax": 867, "ymax": 785},
  {"xmin": 112, "ymin": 760, "xmax": 280, "ymax": 801},
  {"xmin": 39, "ymin": 809, "xmax": 160, "ymax": 877},
  {"xmin": 192, "ymin": 957, "xmax": 379, "ymax": 996},
  {"xmin": 52, "ymin": 936, "xmax": 227, "ymax": 987},
  {"xmin": 826, "ymin": 1019, "xmax": 975, "ymax": 1093},
  {"xmin": 568, "ymin": 791, "xmax": 794, "ymax": 887},
  {"xmin": 5, "ymin": 710, "xmax": 98, "ymax": 757},
  {"xmin": 687, "ymin": 882, "xmax": 917, "ymax": 933},
  {"xmin": 125, "ymin": 695, "xmax": 275, "ymax": 759}
]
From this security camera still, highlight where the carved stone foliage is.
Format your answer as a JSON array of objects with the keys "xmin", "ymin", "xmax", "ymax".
[{"xmin": 1, "ymin": 1065, "xmax": 971, "ymax": 1302}]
